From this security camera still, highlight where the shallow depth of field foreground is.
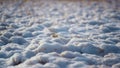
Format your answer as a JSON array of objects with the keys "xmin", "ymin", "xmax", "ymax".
[{"xmin": 0, "ymin": 0, "xmax": 120, "ymax": 68}]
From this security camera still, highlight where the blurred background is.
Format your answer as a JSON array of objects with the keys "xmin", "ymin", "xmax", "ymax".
[{"xmin": 0, "ymin": 0, "xmax": 119, "ymax": 10}]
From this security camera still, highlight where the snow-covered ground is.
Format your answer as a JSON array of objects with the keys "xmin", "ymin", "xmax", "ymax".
[{"xmin": 0, "ymin": 0, "xmax": 120, "ymax": 68}]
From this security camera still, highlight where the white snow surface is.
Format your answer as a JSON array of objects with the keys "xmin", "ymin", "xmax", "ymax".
[{"xmin": 0, "ymin": 0, "xmax": 120, "ymax": 68}]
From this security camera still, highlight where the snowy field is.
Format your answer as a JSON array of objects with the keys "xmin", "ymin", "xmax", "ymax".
[{"xmin": 0, "ymin": 0, "xmax": 120, "ymax": 68}]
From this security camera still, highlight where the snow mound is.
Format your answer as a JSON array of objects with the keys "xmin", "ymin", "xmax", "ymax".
[
  {"xmin": 101, "ymin": 44, "xmax": 120, "ymax": 55},
  {"xmin": 7, "ymin": 53, "xmax": 25, "ymax": 66},
  {"xmin": 67, "ymin": 62, "xmax": 88, "ymax": 68},
  {"xmin": 103, "ymin": 53, "xmax": 120, "ymax": 66},
  {"xmin": 53, "ymin": 58, "xmax": 71, "ymax": 68},
  {"xmin": 112, "ymin": 63, "xmax": 120, "ymax": 68},
  {"xmin": 10, "ymin": 36, "xmax": 28, "ymax": 45},
  {"xmin": 78, "ymin": 43, "xmax": 102, "ymax": 55},
  {"xmin": 34, "ymin": 42, "xmax": 63, "ymax": 53},
  {"xmin": 44, "ymin": 63, "xmax": 60, "ymax": 68},
  {"xmin": 0, "ymin": 36, "xmax": 9, "ymax": 45},
  {"xmin": 3, "ymin": 32, "xmax": 13, "ymax": 39},
  {"xmin": 22, "ymin": 50, "xmax": 35, "ymax": 58},
  {"xmin": 24, "ymin": 54, "xmax": 49, "ymax": 65},
  {"xmin": 0, "ymin": 51, "xmax": 7, "ymax": 58},
  {"xmin": 60, "ymin": 51, "xmax": 82, "ymax": 58},
  {"xmin": 22, "ymin": 31, "xmax": 33, "ymax": 38}
]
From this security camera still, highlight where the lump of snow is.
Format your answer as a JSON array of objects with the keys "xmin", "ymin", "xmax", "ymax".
[
  {"xmin": 65, "ymin": 45, "xmax": 80, "ymax": 52},
  {"xmin": 78, "ymin": 43, "xmax": 102, "ymax": 55},
  {"xmin": 53, "ymin": 58, "xmax": 70, "ymax": 68},
  {"xmin": 10, "ymin": 23, "xmax": 19, "ymax": 29},
  {"xmin": 101, "ymin": 44, "xmax": 120, "ymax": 55},
  {"xmin": 42, "ymin": 21, "xmax": 52, "ymax": 27},
  {"xmin": 101, "ymin": 27, "xmax": 111, "ymax": 33},
  {"xmin": 81, "ymin": 53, "xmax": 102, "ymax": 65},
  {"xmin": 7, "ymin": 29, "xmax": 15, "ymax": 33},
  {"xmin": 34, "ymin": 42, "xmax": 62, "ymax": 53},
  {"xmin": 22, "ymin": 31, "xmax": 33, "ymax": 38},
  {"xmin": 67, "ymin": 62, "xmax": 88, "ymax": 68},
  {"xmin": 102, "ymin": 40, "xmax": 116, "ymax": 44},
  {"xmin": 25, "ymin": 55, "xmax": 49, "ymax": 65},
  {"xmin": 13, "ymin": 31, "xmax": 23, "ymax": 36},
  {"xmin": 88, "ymin": 21, "xmax": 103, "ymax": 25},
  {"xmin": 36, "ymin": 55, "xmax": 49, "ymax": 65},
  {"xmin": 108, "ymin": 26, "xmax": 120, "ymax": 31},
  {"xmin": 0, "ymin": 23, "xmax": 9, "ymax": 26},
  {"xmin": 44, "ymin": 63, "xmax": 60, "ymax": 68},
  {"xmin": 101, "ymin": 65, "xmax": 111, "ymax": 68},
  {"xmin": 32, "ymin": 31, "xmax": 43, "ymax": 36},
  {"xmin": 112, "ymin": 14, "xmax": 120, "ymax": 20},
  {"xmin": 103, "ymin": 53, "xmax": 120, "ymax": 66},
  {"xmin": 94, "ymin": 65, "xmax": 110, "ymax": 68},
  {"xmin": 26, "ymin": 44, "xmax": 39, "ymax": 51},
  {"xmin": 25, "ymin": 58, "xmax": 39, "ymax": 65},
  {"xmin": 0, "ymin": 40, "xmax": 5, "ymax": 46},
  {"xmin": 22, "ymin": 50, "xmax": 35, "ymax": 58},
  {"xmin": 106, "ymin": 38, "xmax": 120, "ymax": 44},
  {"xmin": 72, "ymin": 57, "xmax": 96, "ymax": 65},
  {"xmin": 49, "ymin": 26, "xmax": 69, "ymax": 33},
  {"xmin": 0, "ymin": 36, "xmax": 9, "ymax": 45},
  {"xmin": 116, "ymin": 42, "xmax": 120, "ymax": 48},
  {"xmin": 27, "ymin": 64, "xmax": 43, "ymax": 68},
  {"xmin": 0, "ymin": 51, "xmax": 7, "ymax": 58},
  {"xmin": 25, "ymin": 24, "xmax": 44, "ymax": 32},
  {"xmin": 112, "ymin": 63, "xmax": 120, "ymax": 68},
  {"xmin": 0, "ymin": 23, "xmax": 8, "ymax": 30},
  {"xmin": 101, "ymin": 26, "xmax": 120, "ymax": 33},
  {"xmin": 7, "ymin": 53, "xmax": 25, "ymax": 66},
  {"xmin": 51, "ymin": 37, "xmax": 70, "ymax": 44},
  {"xmin": 10, "ymin": 36, "xmax": 27, "ymax": 45},
  {"xmin": 2, "ymin": 43, "xmax": 22, "ymax": 52},
  {"xmin": 0, "ymin": 26, "xmax": 7, "ymax": 30},
  {"xmin": 60, "ymin": 51, "xmax": 82, "ymax": 58},
  {"xmin": 68, "ymin": 27, "xmax": 79, "ymax": 34},
  {"xmin": 3, "ymin": 32, "xmax": 13, "ymax": 39}
]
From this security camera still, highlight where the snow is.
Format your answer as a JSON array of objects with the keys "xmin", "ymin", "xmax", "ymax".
[
  {"xmin": 22, "ymin": 31, "xmax": 33, "ymax": 38},
  {"xmin": 7, "ymin": 53, "xmax": 25, "ymax": 66},
  {"xmin": 77, "ymin": 43, "xmax": 102, "ymax": 55},
  {"xmin": 44, "ymin": 63, "xmax": 60, "ymax": 68},
  {"xmin": 34, "ymin": 42, "xmax": 63, "ymax": 53},
  {"xmin": 52, "ymin": 58, "xmax": 71, "ymax": 68},
  {"xmin": 60, "ymin": 51, "xmax": 82, "ymax": 58},
  {"xmin": 103, "ymin": 53, "xmax": 120, "ymax": 66},
  {"xmin": 0, "ymin": 40, "xmax": 5, "ymax": 46},
  {"xmin": 10, "ymin": 36, "xmax": 28, "ymax": 45},
  {"xmin": 0, "ymin": 51, "xmax": 7, "ymax": 58},
  {"xmin": 67, "ymin": 62, "xmax": 88, "ymax": 68},
  {"xmin": 112, "ymin": 63, "xmax": 120, "ymax": 68},
  {"xmin": 100, "ymin": 44, "xmax": 120, "ymax": 55},
  {"xmin": 0, "ymin": 36, "xmax": 9, "ymax": 45},
  {"xmin": 24, "ymin": 54, "xmax": 49, "ymax": 65},
  {"xmin": 3, "ymin": 32, "xmax": 13, "ymax": 39},
  {"xmin": 22, "ymin": 50, "xmax": 35, "ymax": 58},
  {"xmin": 0, "ymin": 0, "xmax": 120, "ymax": 68}
]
